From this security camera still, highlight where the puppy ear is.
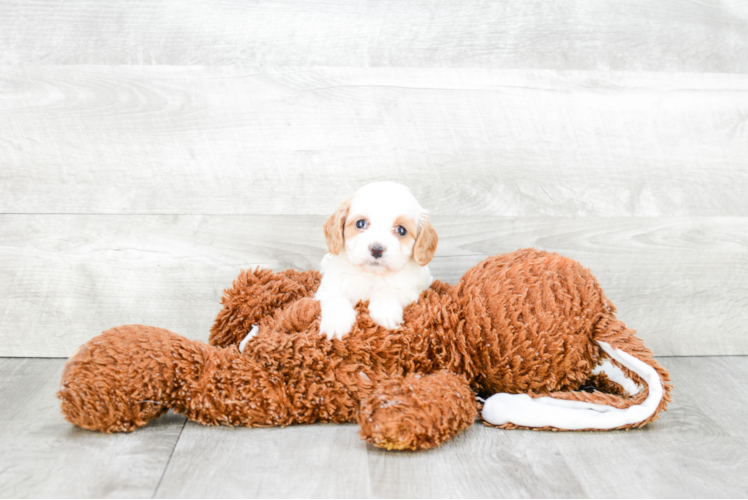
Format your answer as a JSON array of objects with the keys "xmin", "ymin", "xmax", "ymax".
[
  {"xmin": 323, "ymin": 197, "xmax": 351, "ymax": 255},
  {"xmin": 413, "ymin": 217, "xmax": 438, "ymax": 266}
]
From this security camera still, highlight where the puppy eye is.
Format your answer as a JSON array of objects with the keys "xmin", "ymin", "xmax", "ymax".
[
  {"xmin": 396, "ymin": 226, "xmax": 407, "ymax": 236},
  {"xmin": 355, "ymin": 219, "xmax": 367, "ymax": 229}
]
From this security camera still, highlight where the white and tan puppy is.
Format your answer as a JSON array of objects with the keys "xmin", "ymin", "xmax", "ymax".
[{"xmin": 316, "ymin": 181, "xmax": 438, "ymax": 339}]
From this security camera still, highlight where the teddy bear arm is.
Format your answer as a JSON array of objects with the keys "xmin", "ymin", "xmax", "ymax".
[
  {"xmin": 59, "ymin": 325, "xmax": 302, "ymax": 430},
  {"xmin": 58, "ymin": 325, "xmax": 196, "ymax": 432},
  {"xmin": 358, "ymin": 371, "xmax": 477, "ymax": 451}
]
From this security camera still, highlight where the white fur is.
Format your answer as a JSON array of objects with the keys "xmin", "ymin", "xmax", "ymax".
[{"xmin": 316, "ymin": 182, "xmax": 434, "ymax": 339}]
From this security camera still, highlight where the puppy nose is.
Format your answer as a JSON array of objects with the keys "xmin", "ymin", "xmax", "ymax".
[{"xmin": 370, "ymin": 244, "xmax": 385, "ymax": 259}]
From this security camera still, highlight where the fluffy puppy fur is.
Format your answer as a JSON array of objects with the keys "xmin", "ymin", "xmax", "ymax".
[{"xmin": 316, "ymin": 182, "xmax": 438, "ymax": 339}]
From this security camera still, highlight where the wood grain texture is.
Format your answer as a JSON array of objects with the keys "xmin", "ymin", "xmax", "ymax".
[
  {"xmin": 154, "ymin": 421, "xmax": 586, "ymax": 499},
  {"xmin": 0, "ymin": 358, "xmax": 187, "ymax": 498},
  {"xmin": 553, "ymin": 432, "xmax": 748, "ymax": 497},
  {"xmin": 155, "ymin": 423, "xmax": 372, "ymax": 498},
  {"xmin": 365, "ymin": 429, "xmax": 584, "ymax": 498},
  {"xmin": 1, "ymin": 67, "xmax": 747, "ymax": 216},
  {"xmin": 0, "ymin": 0, "xmax": 746, "ymax": 71},
  {"xmin": 662, "ymin": 356, "xmax": 748, "ymax": 438},
  {"xmin": 1, "ymin": 214, "xmax": 746, "ymax": 357},
  {"xmin": 0, "ymin": 214, "xmax": 324, "ymax": 357},
  {"xmin": 553, "ymin": 358, "xmax": 748, "ymax": 498}
]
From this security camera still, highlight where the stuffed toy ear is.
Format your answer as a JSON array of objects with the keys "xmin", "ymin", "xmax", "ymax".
[
  {"xmin": 413, "ymin": 217, "xmax": 438, "ymax": 266},
  {"xmin": 323, "ymin": 197, "xmax": 351, "ymax": 255}
]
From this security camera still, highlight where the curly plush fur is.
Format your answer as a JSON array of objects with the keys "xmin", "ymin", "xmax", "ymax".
[{"xmin": 58, "ymin": 249, "xmax": 672, "ymax": 450}]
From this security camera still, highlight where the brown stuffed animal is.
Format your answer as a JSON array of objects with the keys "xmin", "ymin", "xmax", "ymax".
[{"xmin": 58, "ymin": 249, "xmax": 672, "ymax": 450}]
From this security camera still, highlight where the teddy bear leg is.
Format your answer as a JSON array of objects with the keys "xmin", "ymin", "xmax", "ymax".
[
  {"xmin": 58, "ymin": 325, "xmax": 183, "ymax": 433},
  {"xmin": 210, "ymin": 268, "xmax": 320, "ymax": 348},
  {"xmin": 357, "ymin": 371, "xmax": 477, "ymax": 451}
]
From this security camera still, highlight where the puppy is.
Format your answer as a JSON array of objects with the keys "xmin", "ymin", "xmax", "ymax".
[{"xmin": 316, "ymin": 181, "xmax": 438, "ymax": 339}]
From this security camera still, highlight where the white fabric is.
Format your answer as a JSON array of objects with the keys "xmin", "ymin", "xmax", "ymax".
[
  {"xmin": 239, "ymin": 324, "xmax": 259, "ymax": 353},
  {"xmin": 481, "ymin": 341, "xmax": 664, "ymax": 430},
  {"xmin": 592, "ymin": 358, "xmax": 641, "ymax": 395}
]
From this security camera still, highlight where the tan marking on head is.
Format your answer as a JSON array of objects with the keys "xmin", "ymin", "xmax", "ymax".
[
  {"xmin": 323, "ymin": 197, "xmax": 352, "ymax": 254},
  {"xmin": 393, "ymin": 215, "xmax": 417, "ymax": 248},
  {"xmin": 413, "ymin": 217, "xmax": 438, "ymax": 266},
  {"xmin": 344, "ymin": 214, "xmax": 368, "ymax": 241}
]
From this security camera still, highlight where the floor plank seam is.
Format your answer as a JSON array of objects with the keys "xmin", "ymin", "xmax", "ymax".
[{"xmin": 151, "ymin": 418, "xmax": 188, "ymax": 499}]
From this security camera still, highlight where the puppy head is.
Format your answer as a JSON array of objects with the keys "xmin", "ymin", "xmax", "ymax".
[{"xmin": 323, "ymin": 181, "xmax": 438, "ymax": 274}]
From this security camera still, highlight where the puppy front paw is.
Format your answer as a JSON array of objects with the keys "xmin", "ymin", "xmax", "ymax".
[
  {"xmin": 319, "ymin": 302, "xmax": 358, "ymax": 340},
  {"xmin": 368, "ymin": 297, "xmax": 404, "ymax": 330}
]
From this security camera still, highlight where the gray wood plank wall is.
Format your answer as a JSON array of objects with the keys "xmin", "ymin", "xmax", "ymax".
[
  {"xmin": 1, "ymin": 0, "xmax": 747, "ymax": 71},
  {"xmin": 1, "ymin": 1, "xmax": 747, "ymax": 357}
]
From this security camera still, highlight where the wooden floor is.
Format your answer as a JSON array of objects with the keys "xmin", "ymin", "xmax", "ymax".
[{"xmin": 1, "ymin": 355, "xmax": 746, "ymax": 498}]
